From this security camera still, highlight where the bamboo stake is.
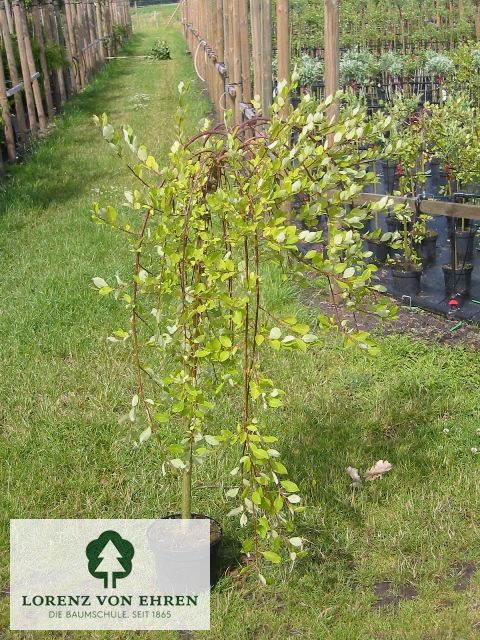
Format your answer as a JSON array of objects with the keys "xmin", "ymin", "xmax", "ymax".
[
  {"xmin": 73, "ymin": 0, "xmax": 86, "ymax": 86},
  {"xmin": 51, "ymin": 0, "xmax": 69, "ymax": 101},
  {"xmin": 260, "ymin": 0, "xmax": 273, "ymax": 116},
  {"xmin": 324, "ymin": 0, "xmax": 339, "ymax": 131},
  {"xmin": 276, "ymin": 0, "xmax": 289, "ymax": 113},
  {"xmin": 250, "ymin": 0, "xmax": 262, "ymax": 99},
  {"xmin": 64, "ymin": 0, "xmax": 80, "ymax": 92},
  {"xmin": 223, "ymin": 0, "xmax": 235, "ymax": 119},
  {"xmin": 0, "ymin": 0, "xmax": 27, "ymax": 143},
  {"xmin": 0, "ymin": 46, "xmax": 17, "ymax": 161},
  {"xmin": 95, "ymin": 0, "xmax": 105, "ymax": 67},
  {"xmin": 20, "ymin": 0, "xmax": 48, "ymax": 131},
  {"xmin": 239, "ymin": 0, "xmax": 251, "ymax": 102},
  {"xmin": 12, "ymin": 0, "xmax": 38, "ymax": 133},
  {"xmin": 2, "ymin": 0, "xmax": 12, "ymax": 31},
  {"xmin": 232, "ymin": 0, "xmax": 242, "ymax": 122},
  {"xmin": 32, "ymin": 0, "xmax": 55, "ymax": 119}
]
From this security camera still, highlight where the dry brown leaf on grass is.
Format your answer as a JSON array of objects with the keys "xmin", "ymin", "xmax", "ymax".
[
  {"xmin": 346, "ymin": 466, "xmax": 363, "ymax": 488},
  {"xmin": 346, "ymin": 460, "xmax": 393, "ymax": 487},
  {"xmin": 364, "ymin": 460, "xmax": 393, "ymax": 481}
]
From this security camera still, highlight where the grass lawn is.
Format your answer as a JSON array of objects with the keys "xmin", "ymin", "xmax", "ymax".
[{"xmin": 1, "ymin": 5, "xmax": 480, "ymax": 639}]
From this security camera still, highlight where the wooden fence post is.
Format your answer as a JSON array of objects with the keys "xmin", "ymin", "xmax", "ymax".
[
  {"xmin": 276, "ymin": 0, "xmax": 289, "ymax": 114},
  {"xmin": 50, "ymin": 0, "xmax": 69, "ymax": 102},
  {"xmin": 12, "ymin": 0, "xmax": 38, "ymax": 133},
  {"xmin": 95, "ymin": 0, "xmax": 105, "ymax": 67},
  {"xmin": 260, "ymin": 0, "xmax": 273, "ymax": 115},
  {"xmin": 32, "ymin": 0, "xmax": 55, "ymax": 119},
  {"xmin": 0, "ymin": 47, "xmax": 17, "ymax": 161},
  {"xmin": 239, "ymin": 0, "xmax": 251, "ymax": 103},
  {"xmin": 324, "ymin": 0, "xmax": 339, "ymax": 129},
  {"xmin": 64, "ymin": 0, "xmax": 80, "ymax": 92},
  {"xmin": 19, "ymin": 0, "xmax": 48, "ymax": 131},
  {"xmin": 0, "ymin": 0, "xmax": 28, "ymax": 144},
  {"xmin": 250, "ymin": 0, "xmax": 261, "ymax": 100}
]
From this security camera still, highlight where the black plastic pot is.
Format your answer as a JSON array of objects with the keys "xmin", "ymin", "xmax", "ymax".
[
  {"xmin": 415, "ymin": 232, "xmax": 438, "ymax": 264},
  {"xmin": 380, "ymin": 160, "xmax": 398, "ymax": 194},
  {"xmin": 149, "ymin": 514, "xmax": 223, "ymax": 589},
  {"xmin": 386, "ymin": 214, "xmax": 402, "ymax": 233},
  {"xmin": 291, "ymin": 94, "xmax": 301, "ymax": 109},
  {"xmin": 442, "ymin": 264, "xmax": 474, "ymax": 297},
  {"xmin": 453, "ymin": 228, "xmax": 477, "ymax": 264},
  {"xmin": 391, "ymin": 265, "xmax": 422, "ymax": 296},
  {"xmin": 360, "ymin": 217, "xmax": 372, "ymax": 234},
  {"xmin": 425, "ymin": 158, "xmax": 441, "ymax": 197},
  {"xmin": 366, "ymin": 238, "xmax": 388, "ymax": 264}
]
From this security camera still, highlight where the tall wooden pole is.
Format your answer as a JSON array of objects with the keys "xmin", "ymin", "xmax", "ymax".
[
  {"xmin": 276, "ymin": 0, "xmax": 289, "ymax": 113},
  {"xmin": 32, "ymin": 0, "xmax": 55, "ymax": 119},
  {"xmin": 19, "ymin": 0, "xmax": 48, "ymax": 131},
  {"xmin": 250, "ymin": 0, "xmax": 262, "ymax": 99},
  {"xmin": 0, "ymin": 0, "xmax": 27, "ymax": 143},
  {"xmin": 324, "ymin": 0, "xmax": 339, "ymax": 131},
  {"xmin": 12, "ymin": 0, "xmax": 38, "ymax": 133},
  {"xmin": 0, "ymin": 47, "xmax": 17, "ymax": 161},
  {"xmin": 260, "ymin": 0, "xmax": 273, "ymax": 116},
  {"xmin": 232, "ymin": 0, "xmax": 242, "ymax": 122},
  {"xmin": 238, "ymin": 0, "xmax": 251, "ymax": 102},
  {"xmin": 51, "ymin": 0, "xmax": 70, "ymax": 101}
]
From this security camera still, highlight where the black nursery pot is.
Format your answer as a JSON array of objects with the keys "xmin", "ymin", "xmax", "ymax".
[
  {"xmin": 415, "ymin": 232, "xmax": 438, "ymax": 264},
  {"xmin": 391, "ymin": 265, "xmax": 422, "ymax": 296},
  {"xmin": 442, "ymin": 264, "xmax": 474, "ymax": 297},
  {"xmin": 386, "ymin": 213, "xmax": 402, "ymax": 233},
  {"xmin": 380, "ymin": 160, "xmax": 398, "ymax": 194},
  {"xmin": 454, "ymin": 228, "xmax": 477, "ymax": 264},
  {"xmin": 150, "ymin": 514, "xmax": 223, "ymax": 588},
  {"xmin": 366, "ymin": 238, "xmax": 388, "ymax": 264}
]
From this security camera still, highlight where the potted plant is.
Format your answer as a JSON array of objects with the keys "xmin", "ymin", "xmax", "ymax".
[
  {"xmin": 413, "ymin": 212, "xmax": 438, "ymax": 264},
  {"xmin": 362, "ymin": 194, "xmax": 396, "ymax": 264},
  {"xmin": 92, "ymin": 81, "xmax": 398, "ymax": 583},
  {"xmin": 442, "ymin": 250, "xmax": 474, "ymax": 298},
  {"xmin": 390, "ymin": 207, "xmax": 423, "ymax": 295}
]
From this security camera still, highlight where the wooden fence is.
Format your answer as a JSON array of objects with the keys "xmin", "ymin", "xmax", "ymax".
[
  {"xmin": 0, "ymin": 0, "xmax": 132, "ymax": 174},
  {"xmin": 180, "ymin": 0, "xmax": 480, "ymax": 225}
]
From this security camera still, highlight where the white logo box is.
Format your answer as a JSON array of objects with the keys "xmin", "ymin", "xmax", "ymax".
[{"xmin": 10, "ymin": 519, "xmax": 210, "ymax": 630}]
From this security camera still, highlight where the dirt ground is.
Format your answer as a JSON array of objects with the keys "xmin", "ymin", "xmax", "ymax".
[{"xmin": 306, "ymin": 289, "xmax": 480, "ymax": 349}]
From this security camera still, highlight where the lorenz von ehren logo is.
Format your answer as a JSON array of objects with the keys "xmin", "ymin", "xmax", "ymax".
[{"xmin": 85, "ymin": 530, "xmax": 134, "ymax": 588}]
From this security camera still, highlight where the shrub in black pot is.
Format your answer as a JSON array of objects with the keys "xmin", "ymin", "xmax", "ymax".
[
  {"xmin": 453, "ymin": 224, "xmax": 477, "ymax": 264},
  {"xmin": 442, "ymin": 263, "xmax": 474, "ymax": 297},
  {"xmin": 386, "ymin": 211, "xmax": 403, "ymax": 233},
  {"xmin": 413, "ymin": 213, "xmax": 438, "ymax": 264},
  {"xmin": 391, "ymin": 262, "xmax": 422, "ymax": 296},
  {"xmin": 425, "ymin": 158, "xmax": 441, "ymax": 196},
  {"xmin": 390, "ymin": 208, "xmax": 422, "ymax": 296},
  {"xmin": 366, "ymin": 237, "xmax": 388, "ymax": 263},
  {"xmin": 380, "ymin": 159, "xmax": 399, "ymax": 194},
  {"xmin": 363, "ymin": 206, "xmax": 393, "ymax": 265}
]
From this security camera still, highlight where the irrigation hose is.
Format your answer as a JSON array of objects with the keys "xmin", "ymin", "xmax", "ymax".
[{"xmin": 194, "ymin": 41, "xmax": 205, "ymax": 83}]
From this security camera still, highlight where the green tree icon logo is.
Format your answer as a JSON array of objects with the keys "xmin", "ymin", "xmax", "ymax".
[{"xmin": 86, "ymin": 530, "xmax": 134, "ymax": 588}]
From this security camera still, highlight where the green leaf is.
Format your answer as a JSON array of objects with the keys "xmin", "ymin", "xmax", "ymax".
[
  {"xmin": 139, "ymin": 427, "xmax": 152, "ymax": 444},
  {"xmin": 269, "ymin": 327, "xmax": 282, "ymax": 340},
  {"xmin": 261, "ymin": 551, "xmax": 281, "ymax": 564},
  {"xmin": 289, "ymin": 537, "xmax": 303, "ymax": 548},
  {"xmin": 281, "ymin": 480, "xmax": 299, "ymax": 492},
  {"xmin": 93, "ymin": 277, "xmax": 108, "ymax": 289}
]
